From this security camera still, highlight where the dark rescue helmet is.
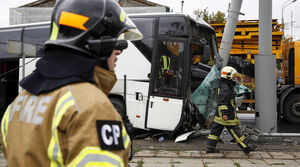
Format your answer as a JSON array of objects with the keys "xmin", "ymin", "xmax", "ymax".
[{"xmin": 45, "ymin": 0, "xmax": 143, "ymax": 59}]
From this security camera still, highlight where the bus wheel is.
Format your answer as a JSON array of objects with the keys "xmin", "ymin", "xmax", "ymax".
[
  {"xmin": 283, "ymin": 94, "xmax": 300, "ymax": 124},
  {"xmin": 109, "ymin": 97, "xmax": 133, "ymax": 160},
  {"xmin": 110, "ymin": 97, "xmax": 126, "ymax": 118}
]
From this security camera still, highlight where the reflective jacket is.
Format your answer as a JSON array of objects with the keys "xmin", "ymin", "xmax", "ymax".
[
  {"xmin": 160, "ymin": 55, "xmax": 171, "ymax": 71},
  {"xmin": 213, "ymin": 78, "xmax": 240, "ymax": 126},
  {"xmin": 0, "ymin": 67, "xmax": 131, "ymax": 167}
]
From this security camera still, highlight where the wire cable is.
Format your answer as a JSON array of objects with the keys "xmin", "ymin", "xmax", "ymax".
[{"xmin": 0, "ymin": 58, "xmax": 37, "ymax": 78}]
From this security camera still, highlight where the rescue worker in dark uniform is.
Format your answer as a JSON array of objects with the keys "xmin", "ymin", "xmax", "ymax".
[
  {"xmin": 206, "ymin": 66, "xmax": 256, "ymax": 154},
  {"xmin": 0, "ymin": 0, "xmax": 142, "ymax": 166}
]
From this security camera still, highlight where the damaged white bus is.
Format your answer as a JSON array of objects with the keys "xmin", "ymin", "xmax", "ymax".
[{"xmin": 0, "ymin": 13, "xmax": 218, "ymax": 135}]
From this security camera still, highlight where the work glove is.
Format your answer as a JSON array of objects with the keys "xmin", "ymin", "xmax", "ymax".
[{"xmin": 222, "ymin": 115, "xmax": 228, "ymax": 121}]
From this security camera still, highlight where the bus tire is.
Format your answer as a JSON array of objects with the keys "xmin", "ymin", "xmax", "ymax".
[
  {"xmin": 283, "ymin": 94, "xmax": 300, "ymax": 124},
  {"xmin": 109, "ymin": 97, "xmax": 126, "ymax": 118},
  {"xmin": 109, "ymin": 97, "xmax": 133, "ymax": 160}
]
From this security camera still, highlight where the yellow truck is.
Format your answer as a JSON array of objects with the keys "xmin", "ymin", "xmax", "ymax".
[
  {"xmin": 278, "ymin": 40, "xmax": 300, "ymax": 123},
  {"xmin": 211, "ymin": 19, "xmax": 283, "ymax": 89},
  {"xmin": 210, "ymin": 19, "xmax": 300, "ymax": 124}
]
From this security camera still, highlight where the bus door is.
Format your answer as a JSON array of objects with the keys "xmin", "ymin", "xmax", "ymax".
[{"xmin": 146, "ymin": 38, "xmax": 189, "ymax": 131}]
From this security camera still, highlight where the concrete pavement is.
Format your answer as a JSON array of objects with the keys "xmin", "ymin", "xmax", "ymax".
[
  {"xmin": 0, "ymin": 153, "xmax": 6, "ymax": 167},
  {"xmin": 130, "ymin": 150, "xmax": 300, "ymax": 167},
  {"xmin": 1, "ymin": 150, "xmax": 300, "ymax": 167}
]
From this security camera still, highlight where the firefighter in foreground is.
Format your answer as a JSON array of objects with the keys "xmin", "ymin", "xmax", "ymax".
[
  {"xmin": 206, "ymin": 66, "xmax": 256, "ymax": 154},
  {"xmin": 0, "ymin": 0, "xmax": 142, "ymax": 166}
]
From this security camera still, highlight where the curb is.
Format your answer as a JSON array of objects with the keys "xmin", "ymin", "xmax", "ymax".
[{"xmin": 133, "ymin": 150, "xmax": 300, "ymax": 160}]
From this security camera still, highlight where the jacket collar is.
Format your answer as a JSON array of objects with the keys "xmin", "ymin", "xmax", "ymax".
[
  {"xmin": 20, "ymin": 46, "xmax": 97, "ymax": 95},
  {"xmin": 93, "ymin": 66, "xmax": 117, "ymax": 95},
  {"xmin": 221, "ymin": 77, "xmax": 236, "ymax": 86}
]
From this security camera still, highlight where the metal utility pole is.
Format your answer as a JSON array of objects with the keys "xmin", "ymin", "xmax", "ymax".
[
  {"xmin": 181, "ymin": 0, "xmax": 184, "ymax": 13},
  {"xmin": 291, "ymin": 10, "xmax": 294, "ymax": 38},
  {"xmin": 256, "ymin": 0, "xmax": 277, "ymax": 133},
  {"xmin": 281, "ymin": 0, "xmax": 297, "ymax": 39},
  {"xmin": 219, "ymin": 0, "xmax": 243, "ymax": 68}
]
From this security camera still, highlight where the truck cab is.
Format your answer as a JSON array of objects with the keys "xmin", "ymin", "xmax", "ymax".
[{"xmin": 278, "ymin": 41, "xmax": 300, "ymax": 124}]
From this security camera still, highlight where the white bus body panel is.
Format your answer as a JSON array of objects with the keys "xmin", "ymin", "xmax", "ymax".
[
  {"xmin": 111, "ymin": 80, "xmax": 149, "ymax": 130},
  {"xmin": 126, "ymin": 80, "xmax": 149, "ymax": 129},
  {"xmin": 114, "ymin": 42, "xmax": 151, "ymax": 80},
  {"xmin": 147, "ymin": 96, "xmax": 183, "ymax": 131},
  {"xmin": 111, "ymin": 42, "xmax": 151, "ymax": 129}
]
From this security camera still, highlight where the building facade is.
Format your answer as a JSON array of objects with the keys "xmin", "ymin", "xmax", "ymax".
[{"xmin": 10, "ymin": 0, "xmax": 169, "ymax": 25}]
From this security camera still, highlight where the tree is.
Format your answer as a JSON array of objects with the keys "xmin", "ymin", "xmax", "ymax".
[
  {"xmin": 211, "ymin": 11, "xmax": 225, "ymax": 22},
  {"xmin": 193, "ymin": 8, "xmax": 225, "ymax": 23},
  {"xmin": 193, "ymin": 8, "xmax": 210, "ymax": 23}
]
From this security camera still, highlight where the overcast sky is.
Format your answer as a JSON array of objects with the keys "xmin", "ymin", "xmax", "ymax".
[
  {"xmin": 1, "ymin": 0, "xmax": 300, "ymax": 39},
  {"xmin": 148, "ymin": 0, "xmax": 300, "ymax": 39}
]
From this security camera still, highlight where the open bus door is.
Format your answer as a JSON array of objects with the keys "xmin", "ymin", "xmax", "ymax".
[{"xmin": 145, "ymin": 38, "xmax": 190, "ymax": 131}]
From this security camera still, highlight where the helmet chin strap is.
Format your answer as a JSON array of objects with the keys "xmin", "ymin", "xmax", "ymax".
[{"xmin": 95, "ymin": 49, "xmax": 112, "ymax": 70}]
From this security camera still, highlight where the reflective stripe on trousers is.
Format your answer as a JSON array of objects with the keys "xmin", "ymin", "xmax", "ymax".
[
  {"xmin": 208, "ymin": 134, "xmax": 219, "ymax": 141},
  {"xmin": 230, "ymin": 129, "xmax": 247, "ymax": 148}
]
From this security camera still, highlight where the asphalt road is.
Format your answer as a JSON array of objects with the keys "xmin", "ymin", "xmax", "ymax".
[
  {"xmin": 132, "ymin": 113, "xmax": 300, "ymax": 153},
  {"xmin": 133, "ymin": 134, "xmax": 300, "ymax": 153},
  {"xmin": 277, "ymin": 119, "xmax": 300, "ymax": 133},
  {"xmin": 238, "ymin": 113, "xmax": 300, "ymax": 133}
]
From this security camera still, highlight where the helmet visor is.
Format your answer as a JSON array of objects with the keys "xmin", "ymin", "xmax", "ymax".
[{"xmin": 117, "ymin": 15, "xmax": 143, "ymax": 41}]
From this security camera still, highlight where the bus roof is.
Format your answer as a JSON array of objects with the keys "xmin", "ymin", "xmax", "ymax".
[
  {"xmin": 0, "ymin": 22, "xmax": 50, "ymax": 30},
  {"xmin": 0, "ymin": 12, "xmax": 213, "ymax": 31},
  {"xmin": 128, "ymin": 12, "xmax": 213, "ymax": 31}
]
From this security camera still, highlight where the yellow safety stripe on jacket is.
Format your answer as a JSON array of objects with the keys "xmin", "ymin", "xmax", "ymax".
[
  {"xmin": 213, "ymin": 116, "xmax": 241, "ymax": 126},
  {"xmin": 122, "ymin": 126, "xmax": 130, "ymax": 149},
  {"xmin": 160, "ymin": 55, "xmax": 170, "ymax": 70},
  {"xmin": 218, "ymin": 105, "xmax": 228, "ymax": 111},
  {"xmin": 67, "ymin": 147, "xmax": 124, "ymax": 167},
  {"xmin": 48, "ymin": 91, "xmax": 75, "ymax": 167},
  {"xmin": 218, "ymin": 105, "xmax": 228, "ymax": 117},
  {"xmin": 230, "ymin": 99, "xmax": 237, "ymax": 119},
  {"xmin": 231, "ymin": 99, "xmax": 235, "ymax": 108},
  {"xmin": 1, "ymin": 105, "xmax": 12, "ymax": 148},
  {"xmin": 231, "ymin": 99, "xmax": 237, "ymax": 118},
  {"xmin": 229, "ymin": 129, "xmax": 247, "ymax": 148},
  {"xmin": 208, "ymin": 134, "xmax": 219, "ymax": 141}
]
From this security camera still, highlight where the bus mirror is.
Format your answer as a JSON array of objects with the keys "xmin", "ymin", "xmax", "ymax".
[
  {"xmin": 202, "ymin": 45, "xmax": 210, "ymax": 63},
  {"xmin": 7, "ymin": 40, "xmax": 37, "ymax": 57}
]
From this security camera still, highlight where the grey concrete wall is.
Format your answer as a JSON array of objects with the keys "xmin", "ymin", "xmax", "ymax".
[
  {"xmin": 9, "ymin": 6, "xmax": 168, "ymax": 25},
  {"xmin": 10, "ymin": 7, "xmax": 53, "ymax": 25}
]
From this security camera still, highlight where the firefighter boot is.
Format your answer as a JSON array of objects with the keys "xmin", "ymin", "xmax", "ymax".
[
  {"xmin": 243, "ymin": 144, "xmax": 257, "ymax": 155},
  {"xmin": 206, "ymin": 146, "xmax": 220, "ymax": 153}
]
